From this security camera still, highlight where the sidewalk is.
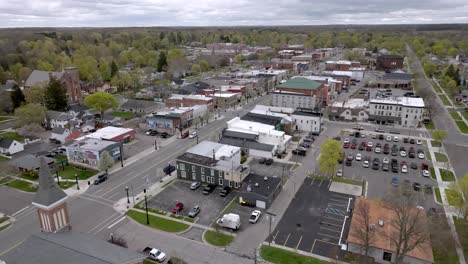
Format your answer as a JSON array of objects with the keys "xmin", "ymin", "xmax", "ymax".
[{"xmin": 427, "ymin": 141, "xmax": 466, "ymax": 264}]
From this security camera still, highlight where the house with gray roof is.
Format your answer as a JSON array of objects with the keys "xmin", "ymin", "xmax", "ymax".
[
  {"xmin": 1, "ymin": 158, "xmax": 146, "ymax": 264},
  {"xmin": 10, "ymin": 154, "xmax": 55, "ymax": 171},
  {"xmin": 0, "ymin": 137, "xmax": 24, "ymax": 155},
  {"xmin": 24, "ymin": 70, "xmax": 63, "ymax": 88},
  {"xmin": 50, "ymin": 127, "xmax": 71, "ymax": 143},
  {"xmin": 25, "ymin": 68, "xmax": 82, "ymax": 103},
  {"xmin": 46, "ymin": 110, "xmax": 74, "ymax": 129}
]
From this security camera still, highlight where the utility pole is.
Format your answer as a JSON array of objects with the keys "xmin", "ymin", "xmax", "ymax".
[
  {"xmin": 254, "ymin": 248, "xmax": 257, "ymax": 264},
  {"xmin": 119, "ymin": 142, "xmax": 124, "ymax": 167},
  {"xmin": 266, "ymin": 211, "xmax": 276, "ymax": 246}
]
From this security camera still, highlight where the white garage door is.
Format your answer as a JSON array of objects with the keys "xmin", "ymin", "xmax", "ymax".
[{"xmin": 256, "ymin": 200, "xmax": 266, "ymax": 209}]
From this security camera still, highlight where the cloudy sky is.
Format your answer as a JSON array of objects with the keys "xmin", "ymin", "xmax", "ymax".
[{"xmin": 1, "ymin": 0, "xmax": 467, "ymax": 27}]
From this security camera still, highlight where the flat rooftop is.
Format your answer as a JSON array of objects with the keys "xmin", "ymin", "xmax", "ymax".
[
  {"xmin": 68, "ymin": 138, "xmax": 118, "ymax": 151},
  {"xmin": 76, "ymin": 126, "xmax": 134, "ymax": 141},
  {"xmin": 187, "ymin": 140, "xmax": 240, "ymax": 160},
  {"xmin": 332, "ymin": 98, "xmax": 369, "ymax": 109},
  {"xmin": 169, "ymin": 94, "xmax": 212, "ymax": 101},
  {"xmin": 369, "ymin": 96, "xmax": 425, "ymax": 108},
  {"xmin": 240, "ymin": 173, "xmax": 282, "ymax": 198},
  {"xmin": 226, "ymin": 117, "xmax": 285, "ymax": 137}
]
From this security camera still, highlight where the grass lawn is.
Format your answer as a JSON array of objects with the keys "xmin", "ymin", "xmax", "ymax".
[
  {"xmin": 430, "ymin": 215, "xmax": 460, "ymax": 264},
  {"xmin": 291, "ymin": 164, "xmax": 300, "ymax": 170},
  {"xmin": 430, "ymin": 167, "xmax": 436, "ymax": 180},
  {"xmin": 445, "ymin": 189, "xmax": 464, "ymax": 206},
  {"xmin": 0, "ymin": 131, "xmax": 25, "ymax": 142},
  {"xmin": 126, "ymin": 210, "xmax": 189, "ymax": 233},
  {"xmin": 0, "ymin": 155, "xmax": 10, "ymax": 161},
  {"xmin": 434, "ymin": 187, "xmax": 442, "ymax": 203},
  {"xmin": 111, "ymin": 111, "xmax": 134, "ymax": 120},
  {"xmin": 440, "ymin": 168, "xmax": 456, "ymax": 181},
  {"xmin": 333, "ymin": 177, "xmax": 362, "ymax": 186},
  {"xmin": 55, "ymin": 154, "xmax": 68, "ymax": 162},
  {"xmin": 161, "ymin": 179, "xmax": 175, "ymax": 188},
  {"xmin": 431, "ymin": 140, "xmax": 441, "ymax": 148},
  {"xmin": 0, "ymin": 116, "xmax": 12, "ymax": 122},
  {"xmin": 462, "ymin": 111, "xmax": 468, "ymax": 120},
  {"xmin": 5, "ymin": 179, "xmax": 37, "ymax": 192},
  {"xmin": 58, "ymin": 181, "xmax": 76, "ymax": 189},
  {"xmin": 434, "ymin": 152, "xmax": 448, "ymax": 163},
  {"xmin": 0, "ymin": 216, "xmax": 9, "ymax": 224},
  {"xmin": 425, "ymin": 148, "xmax": 432, "ymax": 161},
  {"xmin": 439, "ymin": 94, "xmax": 452, "ymax": 106},
  {"xmin": 260, "ymin": 245, "xmax": 329, "ymax": 264},
  {"xmin": 169, "ymin": 213, "xmax": 195, "ymax": 223},
  {"xmin": 20, "ymin": 171, "xmax": 38, "ymax": 181},
  {"xmin": 450, "ymin": 111, "xmax": 462, "ymax": 121},
  {"xmin": 204, "ymin": 230, "xmax": 234, "ymax": 247},
  {"xmin": 453, "ymin": 216, "xmax": 468, "ymax": 260},
  {"xmin": 58, "ymin": 166, "xmax": 97, "ymax": 180},
  {"xmin": 424, "ymin": 121, "xmax": 435, "ymax": 130},
  {"xmin": 455, "ymin": 120, "xmax": 468, "ymax": 134},
  {"xmin": 0, "ymin": 176, "xmax": 13, "ymax": 185}
]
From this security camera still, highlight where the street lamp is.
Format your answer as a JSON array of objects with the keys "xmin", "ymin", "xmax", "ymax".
[
  {"xmin": 125, "ymin": 186, "xmax": 130, "ymax": 204},
  {"xmin": 266, "ymin": 212, "xmax": 276, "ymax": 246},
  {"xmin": 196, "ymin": 135, "xmax": 199, "ymax": 144},
  {"xmin": 155, "ymin": 138, "xmax": 158, "ymax": 150},
  {"xmin": 75, "ymin": 173, "xmax": 79, "ymax": 190},
  {"xmin": 144, "ymin": 188, "xmax": 150, "ymax": 225}
]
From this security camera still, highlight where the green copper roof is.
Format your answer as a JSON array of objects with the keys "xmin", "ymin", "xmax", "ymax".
[{"xmin": 276, "ymin": 77, "xmax": 322, "ymax": 90}]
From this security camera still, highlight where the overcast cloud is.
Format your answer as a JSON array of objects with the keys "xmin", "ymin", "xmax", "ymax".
[{"xmin": 0, "ymin": 0, "xmax": 467, "ymax": 27}]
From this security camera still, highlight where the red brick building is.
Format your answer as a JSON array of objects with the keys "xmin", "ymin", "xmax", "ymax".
[
  {"xmin": 325, "ymin": 60, "xmax": 352, "ymax": 71},
  {"xmin": 275, "ymin": 77, "xmax": 330, "ymax": 107},
  {"xmin": 165, "ymin": 94, "xmax": 214, "ymax": 111},
  {"xmin": 376, "ymin": 55, "xmax": 404, "ymax": 71}
]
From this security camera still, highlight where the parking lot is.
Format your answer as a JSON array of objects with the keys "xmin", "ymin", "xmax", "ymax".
[
  {"xmin": 338, "ymin": 132, "xmax": 438, "ymax": 208},
  {"xmin": 248, "ymin": 158, "xmax": 292, "ymax": 179},
  {"xmin": 224, "ymin": 201, "xmax": 264, "ymax": 232},
  {"xmin": 268, "ymin": 178, "xmax": 353, "ymax": 259},
  {"xmin": 147, "ymin": 180, "xmax": 235, "ymax": 226}
]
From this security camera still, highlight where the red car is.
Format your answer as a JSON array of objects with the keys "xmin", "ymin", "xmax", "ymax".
[
  {"xmin": 421, "ymin": 163, "xmax": 429, "ymax": 171},
  {"xmin": 172, "ymin": 202, "xmax": 184, "ymax": 214},
  {"xmin": 181, "ymin": 131, "xmax": 189, "ymax": 139},
  {"xmin": 343, "ymin": 142, "xmax": 350, "ymax": 149}
]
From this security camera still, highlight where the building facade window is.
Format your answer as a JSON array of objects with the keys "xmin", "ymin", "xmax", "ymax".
[
  {"xmin": 219, "ymin": 178, "xmax": 224, "ymax": 185},
  {"xmin": 192, "ymin": 172, "xmax": 196, "ymax": 180},
  {"xmin": 211, "ymin": 169, "xmax": 214, "ymax": 176},
  {"xmin": 181, "ymin": 171, "xmax": 187, "ymax": 178},
  {"xmin": 201, "ymin": 167, "xmax": 204, "ymax": 174},
  {"xmin": 201, "ymin": 175, "xmax": 205, "ymax": 182},
  {"xmin": 179, "ymin": 163, "xmax": 185, "ymax": 171},
  {"xmin": 383, "ymin": 252, "xmax": 392, "ymax": 261}
]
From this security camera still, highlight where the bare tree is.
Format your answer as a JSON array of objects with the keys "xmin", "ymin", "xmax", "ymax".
[
  {"xmin": 424, "ymin": 95, "xmax": 443, "ymax": 120},
  {"xmin": 382, "ymin": 190, "xmax": 430, "ymax": 264},
  {"xmin": 349, "ymin": 201, "xmax": 375, "ymax": 264},
  {"xmin": 107, "ymin": 233, "xmax": 128, "ymax": 248}
]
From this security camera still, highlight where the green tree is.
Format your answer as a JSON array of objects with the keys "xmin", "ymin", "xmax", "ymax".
[
  {"xmin": 445, "ymin": 79, "xmax": 458, "ymax": 97},
  {"xmin": 83, "ymin": 92, "xmax": 119, "ymax": 116},
  {"xmin": 24, "ymin": 82, "xmax": 47, "ymax": 105},
  {"xmin": 318, "ymin": 139, "xmax": 343, "ymax": 177},
  {"xmin": 73, "ymin": 55, "xmax": 99, "ymax": 82},
  {"xmin": 45, "ymin": 76, "xmax": 68, "ymax": 111},
  {"xmin": 36, "ymin": 60, "xmax": 55, "ymax": 71},
  {"xmin": 98, "ymin": 151, "xmax": 115, "ymax": 174},
  {"xmin": 199, "ymin": 59, "xmax": 210, "ymax": 72},
  {"xmin": 14, "ymin": 103, "xmax": 46, "ymax": 126},
  {"xmin": 432, "ymin": 130, "xmax": 447, "ymax": 151},
  {"xmin": 423, "ymin": 62, "xmax": 436, "ymax": 77},
  {"xmin": 10, "ymin": 84, "xmax": 25, "ymax": 109},
  {"xmin": 99, "ymin": 60, "xmax": 111, "ymax": 81},
  {"xmin": 191, "ymin": 64, "xmax": 201, "ymax": 74},
  {"xmin": 110, "ymin": 60, "xmax": 119, "ymax": 77},
  {"xmin": 234, "ymin": 54, "xmax": 245, "ymax": 64},
  {"xmin": 447, "ymin": 47, "xmax": 458, "ymax": 57},
  {"xmin": 450, "ymin": 174, "xmax": 468, "ymax": 219}
]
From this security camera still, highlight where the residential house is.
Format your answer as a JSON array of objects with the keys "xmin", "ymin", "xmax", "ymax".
[
  {"xmin": 1, "ymin": 158, "xmax": 146, "ymax": 264},
  {"xmin": 101, "ymin": 114, "xmax": 122, "ymax": 126},
  {"xmin": 120, "ymin": 99, "xmax": 159, "ymax": 113},
  {"xmin": 50, "ymin": 127, "xmax": 71, "ymax": 144},
  {"xmin": 46, "ymin": 111, "xmax": 74, "ymax": 129},
  {"xmin": 176, "ymin": 141, "xmax": 250, "ymax": 189},
  {"xmin": 376, "ymin": 55, "xmax": 404, "ymax": 71},
  {"xmin": 25, "ymin": 67, "xmax": 82, "ymax": 103},
  {"xmin": 368, "ymin": 97, "xmax": 425, "ymax": 127},
  {"xmin": 0, "ymin": 137, "xmax": 24, "ymax": 155},
  {"xmin": 80, "ymin": 120, "xmax": 95, "ymax": 133},
  {"xmin": 65, "ymin": 138, "xmax": 121, "ymax": 167},
  {"xmin": 347, "ymin": 197, "xmax": 434, "ymax": 264},
  {"xmin": 10, "ymin": 154, "xmax": 55, "ymax": 171}
]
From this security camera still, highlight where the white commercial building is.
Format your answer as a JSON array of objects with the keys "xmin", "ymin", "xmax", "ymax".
[
  {"xmin": 291, "ymin": 109, "xmax": 322, "ymax": 133},
  {"xmin": 329, "ymin": 99, "xmax": 369, "ymax": 122},
  {"xmin": 225, "ymin": 117, "xmax": 292, "ymax": 154},
  {"xmin": 368, "ymin": 97, "xmax": 425, "ymax": 127}
]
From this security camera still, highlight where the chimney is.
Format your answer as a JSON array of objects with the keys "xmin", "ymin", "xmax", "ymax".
[{"xmin": 212, "ymin": 149, "xmax": 216, "ymax": 161}]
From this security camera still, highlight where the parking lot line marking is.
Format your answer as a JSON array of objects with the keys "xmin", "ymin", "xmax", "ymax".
[
  {"xmin": 338, "ymin": 216, "xmax": 349, "ymax": 245},
  {"xmin": 318, "ymin": 232, "xmax": 340, "ymax": 240},
  {"xmin": 329, "ymin": 197, "xmax": 349, "ymax": 202},
  {"xmin": 331, "ymin": 194, "xmax": 351, "ymax": 199},
  {"xmin": 310, "ymin": 178, "xmax": 315, "ymax": 186},
  {"xmin": 296, "ymin": 236, "xmax": 303, "ymax": 249},
  {"xmin": 346, "ymin": 197, "xmax": 352, "ymax": 212},
  {"xmin": 272, "ymin": 230, "xmax": 279, "ymax": 241},
  {"xmin": 320, "ymin": 226, "xmax": 341, "ymax": 233},
  {"xmin": 320, "ymin": 221, "xmax": 343, "ymax": 228},
  {"xmin": 107, "ymin": 216, "xmax": 127, "ymax": 229},
  {"xmin": 327, "ymin": 202, "xmax": 348, "ymax": 208},
  {"xmin": 283, "ymin": 233, "xmax": 291, "ymax": 246},
  {"xmin": 323, "ymin": 215, "xmax": 345, "ymax": 223},
  {"xmin": 12, "ymin": 206, "xmax": 30, "ymax": 217},
  {"xmin": 325, "ymin": 207, "xmax": 347, "ymax": 216},
  {"xmin": 311, "ymin": 239, "xmax": 317, "ymax": 253},
  {"xmin": 316, "ymin": 239, "xmax": 340, "ymax": 246},
  {"xmin": 318, "ymin": 179, "xmax": 323, "ymax": 187}
]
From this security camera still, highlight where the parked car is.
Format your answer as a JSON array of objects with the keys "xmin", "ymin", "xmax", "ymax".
[
  {"xmin": 249, "ymin": 210, "xmax": 262, "ymax": 224},
  {"xmin": 172, "ymin": 202, "xmax": 184, "ymax": 214},
  {"xmin": 336, "ymin": 169, "xmax": 343, "ymax": 177},
  {"xmin": 143, "ymin": 247, "xmax": 166, "ymax": 263},
  {"xmin": 424, "ymin": 185, "xmax": 433, "ymax": 194},
  {"xmin": 333, "ymin": 136, "xmax": 341, "ymax": 141},
  {"xmin": 410, "ymin": 162, "xmax": 418, "ymax": 170},
  {"xmin": 292, "ymin": 149, "xmax": 307, "ymax": 156},
  {"xmin": 363, "ymin": 160, "xmax": 369, "ymax": 168},
  {"xmin": 422, "ymin": 170, "xmax": 430, "ymax": 177},
  {"xmin": 378, "ymin": 134, "xmax": 384, "ymax": 140},
  {"xmin": 265, "ymin": 158, "xmax": 274, "ymax": 165},
  {"xmin": 203, "ymin": 184, "xmax": 216, "ymax": 195},
  {"xmin": 300, "ymin": 143, "xmax": 310, "ymax": 148},
  {"xmin": 188, "ymin": 205, "xmax": 200, "ymax": 218},
  {"xmin": 190, "ymin": 182, "xmax": 201, "ymax": 190},
  {"xmin": 370, "ymin": 134, "xmax": 377, "ymax": 139},
  {"xmin": 94, "ymin": 174, "xmax": 108, "ymax": 185},
  {"xmin": 391, "ymin": 160, "xmax": 399, "ymax": 173},
  {"xmin": 391, "ymin": 177, "xmax": 399, "ymax": 186},
  {"xmin": 346, "ymin": 154, "xmax": 353, "ymax": 166},
  {"xmin": 189, "ymin": 131, "xmax": 198, "ymax": 138},
  {"xmin": 401, "ymin": 164, "xmax": 408, "ymax": 173},
  {"xmin": 421, "ymin": 163, "xmax": 429, "ymax": 170},
  {"xmin": 375, "ymin": 128, "xmax": 385, "ymax": 133},
  {"xmin": 303, "ymin": 137, "xmax": 314, "ymax": 143},
  {"xmin": 220, "ymin": 186, "xmax": 231, "ymax": 197},
  {"xmin": 383, "ymin": 144, "xmax": 390, "ymax": 154},
  {"xmin": 163, "ymin": 164, "xmax": 176, "ymax": 175},
  {"xmin": 403, "ymin": 138, "xmax": 409, "ymax": 143},
  {"xmin": 146, "ymin": 129, "xmax": 158, "ymax": 136},
  {"xmin": 418, "ymin": 151, "xmax": 425, "ymax": 159},
  {"xmin": 372, "ymin": 158, "xmax": 380, "ymax": 170},
  {"xmin": 160, "ymin": 132, "xmax": 169, "ymax": 138},
  {"xmin": 358, "ymin": 142, "xmax": 366, "ymax": 150},
  {"xmin": 374, "ymin": 146, "xmax": 381, "ymax": 153},
  {"xmin": 258, "ymin": 158, "xmax": 267, "ymax": 164},
  {"xmin": 410, "ymin": 139, "xmax": 415, "ymax": 144},
  {"xmin": 355, "ymin": 153, "xmax": 362, "ymax": 161},
  {"xmin": 400, "ymin": 150, "xmax": 407, "ymax": 157},
  {"xmin": 181, "ymin": 131, "xmax": 190, "ymax": 138},
  {"xmin": 416, "ymin": 139, "xmax": 422, "ymax": 145},
  {"xmin": 386, "ymin": 136, "xmax": 392, "ymax": 142},
  {"xmin": 413, "ymin": 182, "xmax": 421, "ymax": 191}
]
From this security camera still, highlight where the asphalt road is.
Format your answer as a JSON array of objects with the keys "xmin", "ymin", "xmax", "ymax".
[{"xmin": 0, "ymin": 95, "xmax": 271, "ymax": 261}]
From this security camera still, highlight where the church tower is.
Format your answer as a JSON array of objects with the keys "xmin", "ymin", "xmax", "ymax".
[{"xmin": 32, "ymin": 158, "xmax": 71, "ymax": 233}]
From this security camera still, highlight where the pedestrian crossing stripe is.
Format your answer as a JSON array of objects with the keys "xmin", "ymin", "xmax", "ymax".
[{"xmin": 325, "ymin": 207, "xmax": 346, "ymax": 216}]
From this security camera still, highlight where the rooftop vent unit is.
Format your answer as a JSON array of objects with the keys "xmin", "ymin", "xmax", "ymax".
[{"xmin": 378, "ymin": 219, "xmax": 384, "ymax": 227}]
